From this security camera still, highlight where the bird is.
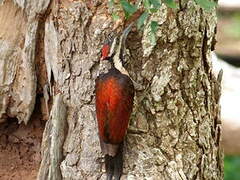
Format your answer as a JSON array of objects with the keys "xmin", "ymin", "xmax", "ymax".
[{"xmin": 95, "ymin": 24, "xmax": 135, "ymax": 180}]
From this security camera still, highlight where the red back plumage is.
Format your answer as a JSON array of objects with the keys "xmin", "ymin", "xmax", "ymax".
[{"xmin": 95, "ymin": 69, "xmax": 134, "ymax": 144}]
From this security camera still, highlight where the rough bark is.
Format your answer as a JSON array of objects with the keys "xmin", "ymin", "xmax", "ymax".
[
  {"xmin": 38, "ymin": 94, "xmax": 67, "ymax": 180},
  {"xmin": 0, "ymin": 0, "xmax": 223, "ymax": 179},
  {"xmin": 0, "ymin": 0, "xmax": 50, "ymax": 123}
]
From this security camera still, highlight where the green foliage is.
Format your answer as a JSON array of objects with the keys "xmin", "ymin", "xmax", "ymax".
[
  {"xmin": 150, "ymin": 21, "xmax": 159, "ymax": 45},
  {"xmin": 108, "ymin": 0, "xmax": 216, "ymax": 45},
  {"xmin": 194, "ymin": 0, "xmax": 216, "ymax": 11},
  {"xmin": 143, "ymin": 0, "xmax": 161, "ymax": 13},
  {"xmin": 226, "ymin": 21, "xmax": 240, "ymax": 39},
  {"xmin": 108, "ymin": 0, "xmax": 115, "ymax": 8},
  {"xmin": 225, "ymin": 156, "xmax": 240, "ymax": 180},
  {"xmin": 112, "ymin": 12, "xmax": 120, "ymax": 21},
  {"xmin": 120, "ymin": 0, "xmax": 137, "ymax": 19},
  {"xmin": 137, "ymin": 12, "xmax": 149, "ymax": 30},
  {"xmin": 149, "ymin": 0, "xmax": 161, "ymax": 9},
  {"xmin": 163, "ymin": 0, "xmax": 178, "ymax": 9},
  {"xmin": 226, "ymin": 13, "xmax": 240, "ymax": 39},
  {"xmin": 150, "ymin": 21, "xmax": 158, "ymax": 33}
]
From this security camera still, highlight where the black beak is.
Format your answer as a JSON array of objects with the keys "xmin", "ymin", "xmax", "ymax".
[{"xmin": 121, "ymin": 22, "xmax": 134, "ymax": 45}]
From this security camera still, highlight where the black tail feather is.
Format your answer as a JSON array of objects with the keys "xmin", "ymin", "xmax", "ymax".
[{"xmin": 105, "ymin": 143, "xmax": 123, "ymax": 180}]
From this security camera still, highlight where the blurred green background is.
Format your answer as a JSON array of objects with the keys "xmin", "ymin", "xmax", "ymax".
[{"xmin": 224, "ymin": 156, "xmax": 240, "ymax": 180}]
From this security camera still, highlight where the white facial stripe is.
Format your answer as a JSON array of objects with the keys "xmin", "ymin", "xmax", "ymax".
[{"xmin": 109, "ymin": 37, "xmax": 118, "ymax": 57}]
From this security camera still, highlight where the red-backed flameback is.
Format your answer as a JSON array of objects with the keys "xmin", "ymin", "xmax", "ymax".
[{"xmin": 95, "ymin": 24, "xmax": 135, "ymax": 180}]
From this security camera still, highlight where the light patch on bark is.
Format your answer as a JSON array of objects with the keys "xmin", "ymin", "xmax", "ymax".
[
  {"xmin": 44, "ymin": 17, "xmax": 58, "ymax": 88},
  {"xmin": 61, "ymin": 106, "xmax": 101, "ymax": 179},
  {"xmin": 17, "ymin": 18, "xmax": 38, "ymax": 123},
  {"xmin": 0, "ymin": 0, "xmax": 51, "ymax": 123},
  {"xmin": 13, "ymin": 0, "xmax": 50, "ymax": 16},
  {"xmin": 142, "ymin": 4, "xmax": 168, "ymax": 57},
  {"xmin": 98, "ymin": 60, "xmax": 112, "ymax": 76},
  {"xmin": 38, "ymin": 94, "xmax": 67, "ymax": 180},
  {"xmin": 0, "ymin": 0, "xmax": 27, "ymax": 123}
]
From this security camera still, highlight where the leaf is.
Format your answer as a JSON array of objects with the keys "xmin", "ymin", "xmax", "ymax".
[
  {"xmin": 143, "ymin": 0, "xmax": 161, "ymax": 13},
  {"xmin": 143, "ymin": 0, "xmax": 151, "ymax": 9},
  {"xmin": 112, "ymin": 13, "xmax": 120, "ymax": 21},
  {"xmin": 149, "ymin": 0, "xmax": 161, "ymax": 9},
  {"xmin": 163, "ymin": 0, "xmax": 178, "ymax": 9},
  {"xmin": 150, "ymin": 21, "xmax": 159, "ymax": 33},
  {"xmin": 150, "ymin": 31, "xmax": 157, "ymax": 45},
  {"xmin": 150, "ymin": 21, "xmax": 159, "ymax": 45},
  {"xmin": 149, "ymin": 8, "xmax": 158, "ymax": 13},
  {"xmin": 108, "ymin": 0, "xmax": 115, "ymax": 8},
  {"xmin": 194, "ymin": 0, "xmax": 216, "ymax": 10},
  {"xmin": 120, "ymin": 0, "xmax": 137, "ymax": 18},
  {"xmin": 137, "ymin": 12, "xmax": 149, "ymax": 30}
]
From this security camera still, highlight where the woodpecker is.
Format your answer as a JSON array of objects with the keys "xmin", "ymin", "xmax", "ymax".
[{"xmin": 95, "ymin": 24, "xmax": 135, "ymax": 180}]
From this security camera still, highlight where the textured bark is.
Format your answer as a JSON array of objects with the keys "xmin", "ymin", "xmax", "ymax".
[
  {"xmin": 38, "ymin": 94, "xmax": 67, "ymax": 180},
  {"xmin": 0, "ymin": 0, "xmax": 223, "ymax": 179},
  {"xmin": 0, "ymin": 0, "xmax": 50, "ymax": 123}
]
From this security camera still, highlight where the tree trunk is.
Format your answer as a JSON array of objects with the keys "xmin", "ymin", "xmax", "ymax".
[{"xmin": 0, "ymin": 0, "xmax": 223, "ymax": 179}]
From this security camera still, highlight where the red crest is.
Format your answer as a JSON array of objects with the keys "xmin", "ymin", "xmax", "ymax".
[{"xmin": 101, "ymin": 44, "xmax": 110, "ymax": 60}]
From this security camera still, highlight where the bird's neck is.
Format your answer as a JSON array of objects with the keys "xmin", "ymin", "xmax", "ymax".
[
  {"xmin": 112, "ymin": 53, "xmax": 129, "ymax": 77},
  {"xmin": 109, "ymin": 36, "xmax": 130, "ymax": 77},
  {"xmin": 99, "ymin": 58, "xmax": 129, "ymax": 77},
  {"xmin": 113, "ymin": 60, "xmax": 129, "ymax": 77}
]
